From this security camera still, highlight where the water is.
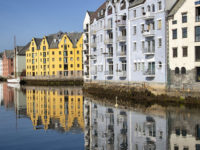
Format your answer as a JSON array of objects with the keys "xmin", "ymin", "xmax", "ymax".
[{"xmin": 0, "ymin": 83, "xmax": 200, "ymax": 150}]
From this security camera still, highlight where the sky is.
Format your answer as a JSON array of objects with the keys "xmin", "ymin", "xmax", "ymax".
[{"xmin": 0, "ymin": 0, "xmax": 105, "ymax": 51}]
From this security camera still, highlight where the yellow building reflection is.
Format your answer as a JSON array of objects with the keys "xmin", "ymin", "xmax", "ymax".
[{"xmin": 26, "ymin": 87, "xmax": 84, "ymax": 132}]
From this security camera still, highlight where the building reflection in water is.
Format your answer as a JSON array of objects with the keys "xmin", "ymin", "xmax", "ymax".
[
  {"xmin": 26, "ymin": 86, "xmax": 84, "ymax": 132},
  {"xmin": 2, "ymin": 83, "xmax": 14, "ymax": 109}
]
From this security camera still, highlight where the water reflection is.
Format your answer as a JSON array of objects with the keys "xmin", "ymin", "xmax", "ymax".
[
  {"xmin": 1, "ymin": 84, "xmax": 200, "ymax": 150},
  {"xmin": 26, "ymin": 87, "xmax": 84, "ymax": 132}
]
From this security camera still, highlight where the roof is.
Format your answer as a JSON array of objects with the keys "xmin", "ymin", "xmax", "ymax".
[
  {"xmin": 46, "ymin": 32, "xmax": 64, "ymax": 49},
  {"xmin": 67, "ymin": 32, "xmax": 82, "ymax": 48},
  {"xmin": 18, "ymin": 42, "xmax": 31, "ymax": 55},
  {"xmin": 129, "ymin": 0, "xmax": 146, "ymax": 8},
  {"xmin": 168, "ymin": 0, "xmax": 186, "ymax": 17},
  {"xmin": 88, "ymin": 1, "xmax": 107, "ymax": 24},
  {"xmin": 34, "ymin": 38, "xmax": 42, "ymax": 49},
  {"xmin": 4, "ymin": 50, "xmax": 14, "ymax": 59}
]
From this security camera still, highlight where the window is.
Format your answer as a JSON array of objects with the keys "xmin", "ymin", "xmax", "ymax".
[
  {"xmin": 196, "ymin": 145, "xmax": 200, "ymax": 150},
  {"xmin": 196, "ymin": 7, "xmax": 200, "ymax": 22},
  {"xmin": 173, "ymin": 48, "xmax": 178, "ymax": 57},
  {"xmin": 174, "ymin": 145, "xmax": 179, "ymax": 150},
  {"xmin": 43, "ymin": 46, "xmax": 46, "ymax": 51},
  {"xmin": 59, "ymin": 64, "xmax": 62, "ymax": 68},
  {"xmin": 70, "ymin": 64, "xmax": 73, "ymax": 68},
  {"xmin": 107, "ymin": 6, "xmax": 112, "ymax": 15},
  {"xmin": 195, "ymin": 26, "xmax": 200, "ymax": 42},
  {"xmin": 195, "ymin": 46, "xmax": 200, "ymax": 61},
  {"xmin": 181, "ymin": 67, "xmax": 186, "ymax": 74},
  {"xmin": 175, "ymin": 67, "xmax": 180, "ymax": 74},
  {"xmin": 141, "ymin": 7, "xmax": 145, "ymax": 15},
  {"xmin": 158, "ymin": 20, "xmax": 162, "ymax": 30},
  {"xmin": 183, "ymin": 47, "xmax": 188, "ymax": 57},
  {"xmin": 77, "ymin": 50, "xmax": 79, "ymax": 54},
  {"xmin": 59, "ymin": 51, "xmax": 61, "ymax": 55},
  {"xmin": 152, "ymin": 4, "xmax": 155, "ymax": 12},
  {"xmin": 133, "ymin": 10, "xmax": 136, "ymax": 18},
  {"xmin": 196, "ymin": 125, "xmax": 200, "ymax": 140},
  {"xmin": 158, "ymin": 1, "xmax": 162, "ymax": 10},
  {"xmin": 52, "ymin": 51, "xmax": 55, "ymax": 55},
  {"xmin": 70, "ymin": 51, "xmax": 73, "ymax": 54},
  {"xmin": 133, "ymin": 26, "xmax": 137, "ymax": 35},
  {"xmin": 77, "ymin": 64, "xmax": 80, "ymax": 67},
  {"xmin": 172, "ymin": 20, "xmax": 177, "ymax": 24},
  {"xmin": 182, "ymin": 27, "xmax": 187, "ymax": 38},
  {"xmin": 158, "ymin": 38, "xmax": 162, "ymax": 47},
  {"xmin": 147, "ymin": 5, "xmax": 150, "ymax": 12},
  {"xmin": 52, "ymin": 65, "xmax": 55, "ymax": 68},
  {"xmin": 182, "ymin": 13, "xmax": 187, "ymax": 23},
  {"xmin": 172, "ymin": 29, "xmax": 177, "ymax": 39},
  {"xmin": 133, "ymin": 42, "xmax": 137, "ymax": 51},
  {"xmin": 52, "ymin": 58, "xmax": 55, "ymax": 61},
  {"xmin": 32, "ymin": 47, "xmax": 34, "ymax": 52},
  {"xmin": 59, "ymin": 58, "xmax": 62, "ymax": 61}
]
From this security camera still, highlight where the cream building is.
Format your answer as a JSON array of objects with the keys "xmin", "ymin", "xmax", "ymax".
[{"xmin": 168, "ymin": 0, "xmax": 200, "ymax": 89}]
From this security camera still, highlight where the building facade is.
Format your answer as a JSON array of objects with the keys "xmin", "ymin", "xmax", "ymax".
[
  {"xmin": 83, "ymin": 0, "xmax": 176, "ymax": 88},
  {"xmin": 168, "ymin": 0, "xmax": 200, "ymax": 89},
  {"xmin": 26, "ymin": 32, "xmax": 83, "ymax": 79},
  {"xmin": 2, "ymin": 50, "xmax": 14, "ymax": 78},
  {"xmin": 0, "ymin": 53, "xmax": 3, "ymax": 77}
]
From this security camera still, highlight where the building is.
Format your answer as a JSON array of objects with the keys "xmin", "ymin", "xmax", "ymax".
[
  {"xmin": 26, "ymin": 32, "xmax": 83, "ymax": 79},
  {"xmin": 26, "ymin": 87, "xmax": 84, "ymax": 132},
  {"xmin": 2, "ymin": 50, "xmax": 14, "ymax": 78},
  {"xmin": 0, "ymin": 53, "xmax": 3, "ymax": 77},
  {"xmin": 83, "ymin": 0, "xmax": 176, "ymax": 89},
  {"xmin": 168, "ymin": 0, "xmax": 200, "ymax": 89},
  {"xmin": 14, "ymin": 44, "xmax": 30, "ymax": 77}
]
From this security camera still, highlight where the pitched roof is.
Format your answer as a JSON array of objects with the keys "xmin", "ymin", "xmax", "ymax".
[
  {"xmin": 129, "ymin": 0, "xmax": 146, "ymax": 8},
  {"xmin": 4, "ymin": 50, "xmax": 14, "ymax": 59},
  {"xmin": 46, "ymin": 32, "xmax": 64, "ymax": 49},
  {"xmin": 18, "ymin": 42, "xmax": 31, "ymax": 55},
  {"xmin": 67, "ymin": 32, "xmax": 82, "ymax": 48},
  {"xmin": 168, "ymin": 0, "xmax": 186, "ymax": 17},
  {"xmin": 34, "ymin": 38, "xmax": 42, "ymax": 49},
  {"xmin": 89, "ymin": 1, "xmax": 107, "ymax": 24}
]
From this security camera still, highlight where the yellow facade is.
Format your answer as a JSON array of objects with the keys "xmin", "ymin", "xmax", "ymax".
[
  {"xmin": 26, "ymin": 33, "xmax": 83, "ymax": 78},
  {"xmin": 26, "ymin": 87, "xmax": 84, "ymax": 131}
]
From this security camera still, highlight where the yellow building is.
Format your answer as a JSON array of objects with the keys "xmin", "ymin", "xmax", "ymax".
[
  {"xmin": 26, "ymin": 32, "xmax": 83, "ymax": 79},
  {"xmin": 26, "ymin": 87, "xmax": 84, "ymax": 131}
]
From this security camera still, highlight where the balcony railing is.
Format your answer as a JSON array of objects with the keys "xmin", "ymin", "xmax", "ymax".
[
  {"xmin": 106, "ymin": 53, "xmax": 113, "ymax": 58},
  {"xmin": 143, "ymin": 12, "xmax": 155, "ymax": 20},
  {"xmin": 84, "ymin": 40, "xmax": 89, "ymax": 44},
  {"xmin": 84, "ymin": 60, "xmax": 89, "ymax": 65},
  {"xmin": 143, "ymin": 69, "xmax": 155, "ymax": 77},
  {"xmin": 104, "ymin": 38, "xmax": 113, "ymax": 45},
  {"xmin": 117, "ymin": 51, "xmax": 126, "ymax": 57},
  {"xmin": 117, "ymin": 36, "xmax": 126, "ymax": 42},
  {"xmin": 105, "ymin": 25, "xmax": 113, "ymax": 30},
  {"xmin": 91, "ymin": 30, "xmax": 96, "ymax": 35},
  {"xmin": 84, "ymin": 28, "xmax": 89, "ymax": 32},
  {"xmin": 118, "ymin": 71, "xmax": 127, "ymax": 77},
  {"xmin": 143, "ymin": 47, "xmax": 155, "ymax": 55},
  {"xmin": 105, "ymin": 70, "xmax": 114, "ymax": 76},
  {"xmin": 117, "ymin": 20, "xmax": 126, "ymax": 26},
  {"xmin": 90, "ymin": 42, "xmax": 97, "ymax": 48},
  {"xmin": 143, "ymin": 30, "xmax": 155, "ymax": 37}
]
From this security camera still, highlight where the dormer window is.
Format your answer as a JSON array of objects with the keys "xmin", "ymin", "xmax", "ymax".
[
  {"xmin": 120, "ymin": 0, "xmax": 126, "ymax": 10},
  {"xmin": 101, "ymin": 10, "xmax": 104, "ymax": 16},
  {"xmin": 108, "ymin": 6, "xmax": 112, "ymax": 15}
]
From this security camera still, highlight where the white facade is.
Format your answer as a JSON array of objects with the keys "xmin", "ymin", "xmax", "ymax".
[{"xmin": 168, "ymin": 0, "xmax": 200, "ymax": 88}]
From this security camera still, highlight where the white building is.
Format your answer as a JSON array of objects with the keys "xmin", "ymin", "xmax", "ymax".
[{"xmin": 168, "ymin": 0, "xmax": 200, "ymax": 89}]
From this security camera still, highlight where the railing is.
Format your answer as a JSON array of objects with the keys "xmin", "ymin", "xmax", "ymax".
[
  {"xmin": 117, "ymin": 36, "xmax": 126, "ymax": 42},
  {"xmin": 118, "ymin": 71, "xmax": 127, "ymax": 77},
  {"xmin": 143, "ymin": 12, "xmax": 155, "ymax": 20},
  {"xmin": 105, "ymin": 25, "xmax": 113, "ymax": 30},
  {"xmin": 91, "ymin": 30, "xmax": 96, "ymax": 35},
  {"xmin": 104, "ymin": 38, "xmax": 113, "ymax": 44},
  {"xmin": 105, "ymin": 70, "xmax": 113, "ymax": 76},
  {"xmin": 117, "ymin": 20, "xmax": 126, "ymax": 26},
  {"xmin": 143, "ymin": 69, "xmax": 155, "ymax": 76},
  {"xmin": 90, "ymin": 42, "xmax": 97, "ymax": 48},
  {"xmin": 143, "ymin": 47, "xmax": 155, "ymax": 54},
  {"xmin": 143, "ymin": 30, "xmax": 155, "ymax": 37},
  {"xmin": 106, "ymin": 53, "xmax": 113, "ymax": 58},
  {"xmin": 117, "ymin": 51, "xmax": 126, "ymax": 57},
  {"xmin": 84, "ymin": 40, "xmax": 89, "ymax": 44}
]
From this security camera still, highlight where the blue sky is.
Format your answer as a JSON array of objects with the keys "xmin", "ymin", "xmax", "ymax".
[{"xmin": 0, "ymin": 0, "xmax": 105, "ymax": 51}]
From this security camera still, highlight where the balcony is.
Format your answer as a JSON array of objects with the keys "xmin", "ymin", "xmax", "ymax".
[
  {"xmin": 143, "ymin": 69, "xmax": 155, "ymax": 77},
  {"xmin": 143, "ymin": 12, "xmax": 155, "ymax": 20},
  {"xmin": 84, "ymin": 39, "xmax": 89, "ymax": 44},
  {"xmin": 104, "ymin": 38, "xmax": 113, "ymax": 45},
  {"xmin": 117, "ymin": 20, "xmax": 126, "ymax": 27},
  {"xmin": 105, "ymin": 25, "xmax": 113, "ymax": 31},
  {"xmin": 84, "ymin": 60, "xmax": 89, "ymax": 65},
  {"xmin": 84, "ymin": 28, "xmax": 89, "ymax": 33},
  {"xmin": 118, "ymin": 71, "xmax": 127, "ymax": 77},
  {"xmin": 83, "ymin": 49, "xmax": 89, "ymax": 55},
  {"xmin": 91, "ymin": 30, "xmax": 96, "ymax": 35},
  {"xmin": 91, "ymin": 42, "xmax": 97, "ymax": 48},
  {"xmin": 91, "ymin": 71, "xmax": 97, "ymax": 76},
  {"xmin": 117, "ymin": 51, "xmax": 126, "ymax": 57},
  {"xmin": 106, "ymin": 53, "xmax": 113, "ymax": 59},
  {"xmin": 143, "ymin": 47, "xmax": 155, "ymax": 55},
  {"xmin": 143, "ymin": 30, "xmax": 155, "ymax": 37},
  {"xmin": 117, "ymin": 36, "xmax": 126, "ymax": 42},
  {"xmin": 105, "ymin": 70, "xmax": 114, "ymax": 77}
]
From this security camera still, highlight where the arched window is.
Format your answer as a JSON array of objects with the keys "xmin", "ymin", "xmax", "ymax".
[
  {"xmin": 147, "ymin": 5, "xmax": 151, "ymax": 12},
  {"xmin": 107, "ymin": 6, "xmax": 112, "ymax": 15},
  {"xmin": 120, "ymin": 0, "xmax": 126, "ymax": 10},
  {"xmin": 181, "ymin": 67, "xmax": 186, "ymax": 74},
  {"xmin": 152, "ymin": 4, "xmax": 155, "ymax": 12},
  {"xmin": 175, "ymin": 67, "xmax": 180, "ymax": 74}
]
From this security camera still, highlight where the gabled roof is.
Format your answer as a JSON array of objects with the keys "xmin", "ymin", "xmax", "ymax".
[
  {"xmin": 34, "ymin": 38, "xmax": 42, "ymax": 49},
  {"xmin": 46, "ymin": 32, "xmax": 64, "ymax": 49},
  {"xmin": 67, "ymin": 32, "xmax": 82, "ymax": 48},
  {"xmin": 18, "ymin": 42, "xmax": 31, "ymax": 55},
  {"xmin": 168, "ymin": 0, "xmax": 186, "ymax": 17},
  {"xmin": 4, "ymin": 50, "xmax": 14, "ymax": 59},
  {"xmin": 129, "ymin": 0, "xmax": 145, "ymax": 8}
]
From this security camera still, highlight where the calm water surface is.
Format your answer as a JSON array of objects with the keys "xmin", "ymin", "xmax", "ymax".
[{"xmin": 0, "ymin": 83, "xmax": 200, "ymax": 150}]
